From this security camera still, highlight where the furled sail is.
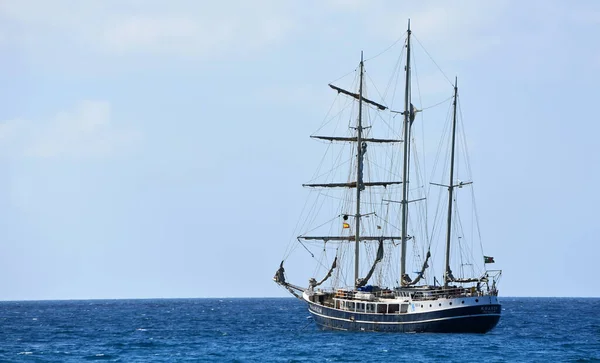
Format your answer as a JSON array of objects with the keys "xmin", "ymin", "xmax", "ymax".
[
  {"xmin": 273, "ymin": 261, "xmax": 303, "ymax": 299},
  {"xmin": 274, "ymin": 261, "xmax": 286, "ymax": 284},
  {"xmin": 451, "ymin": 277, "xmax": 484, "ymax": 283},
  {"xmin": 355, "ymin": 240, "xmax": 384, "ymax": 288},
  {"xmin": 311, "ymin": 136, "xmax": 402, "ymax": 143},
  {"xmin": 445, "ymin": 267, "xmax": 487, "ymax": 284},
  {"xmin": 302, "ymin": 181, "xmax": 403, "ymax": 188},
  {"xmin": 357, "ymin": 142, "xmax": 367, "ymax": 190},
  {"xmin": 309, "ymin": 257, "xmax": 338, "ymax": 288},
  {"xmin": 403, "ymin": 250, "xmax": 431, "ymax": 286},
  {"xmin": 329, "ymin": 84, "xmax": 387, "ymax": 110}
]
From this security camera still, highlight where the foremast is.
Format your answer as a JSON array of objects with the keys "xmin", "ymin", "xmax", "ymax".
[{"xmin": 299, "ymin": 53, "xmax": 399, "ymax": 290}]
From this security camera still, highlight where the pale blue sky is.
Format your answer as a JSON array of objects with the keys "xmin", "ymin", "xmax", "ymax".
[{"xmin": 0, "ymin": 1, "xmax": 599, "ymax": 300}]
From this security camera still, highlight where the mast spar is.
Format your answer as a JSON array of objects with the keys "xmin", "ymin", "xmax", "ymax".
[
  {"xmin": 400, "ymin": 20, "xmax": 411, "ymax": 286},
  {"xmin": 444, "ymin": 77, "xmax": 459, "ymax": 287},
  {"xmin": 354, "ymin": 51, "xmax": 365, "ymax": 288}
]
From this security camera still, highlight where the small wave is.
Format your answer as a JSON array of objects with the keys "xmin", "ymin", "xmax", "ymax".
[
  {"xmin": 17, "ymin": 352, "xmax": 33, "ymax": 355},
  {"xmin": 136, "ymin": 328, "xmax": 148, "ymax": 331},
  {"xmin": 83, "ymin": 353, "xmax": 117, "ymax": 360}
]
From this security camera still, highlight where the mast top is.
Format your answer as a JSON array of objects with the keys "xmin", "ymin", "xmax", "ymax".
[{"xmin": 408, "ymin": 18, "xmax": 411, "ymax": 33}]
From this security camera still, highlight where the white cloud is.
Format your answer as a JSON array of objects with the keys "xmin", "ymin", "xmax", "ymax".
[
  {"xmin": 0, "ymin": 101, "xmax": 141, "ymax": 159},
  {"xmin": 367, "ymin": 2, "xmax": 510, "ymax": 61},
  {"xmin": 0, "ymin": 0, "xmax": 294, "ymax": 59}
]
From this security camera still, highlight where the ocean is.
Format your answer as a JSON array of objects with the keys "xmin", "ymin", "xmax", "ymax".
[{"xmin": 0, "ymin": 297, "xmax": 598, "ymax": 362}]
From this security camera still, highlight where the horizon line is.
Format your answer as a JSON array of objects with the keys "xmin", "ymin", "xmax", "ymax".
[{"xmin": 1, "ymin": 295, "xmax": 599, "ymax": 303}]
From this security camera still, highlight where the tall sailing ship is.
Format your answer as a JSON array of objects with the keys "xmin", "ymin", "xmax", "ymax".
[{"xmin": 274, "ymin": 21, "xmax": 502, "ymax": 333}]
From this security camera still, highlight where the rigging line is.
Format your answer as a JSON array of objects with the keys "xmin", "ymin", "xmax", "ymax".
[
  {"xmin": 427, "ymin": 101, "xmax": 453, "ymax": 188},
  {"xmin": 312, "ymin": 97, "xmax": 354, "ymax": 136},
  {"xmin": 427, "ymin": 103, "xmax": 453, "ymax": 248},
  {"xmin": 304, "ymin": 156, "xmax": 353, "ymax": 184},
  {"xmin": 425, "ymin": 103, "xmax": 451, "ymax": 206},
  {"xmin": 373, "ymin": 213, "xmax": 400, "ymax": 231},
  {"xmin": 306, "ymin": 141, "xmax": 334, "ymax": 187},
  {"xmin": 298, "ymin": 237, "xmax": 315, "ymax": 258},
  {"xmin": 300, "ymin": 214, "xmax": 344, "ymax": 235},
  {"xmin": 312, "ymin": 95, "xmax": 340, "ymax": 135},
  {"xmin": 428, "ymin": 103, "xmax": 455, "ymax": 277},
  {"xmin": 453, "ymin": 101, "xmax": 479, "ymax": 261},
  {"xmin": 457, "ymin": 95, "xmax": 474, "ymax": 179},
  {"xmin": 329, "ymin": 66, "xmax": 359, "ymax": 86},
  {"xmin": 299, "ymin": 240, "xmax": 330, "ymax": 272},
  {"xmin": 285, "ymin": 95, "xmax": 357, "ymax": 260},
  {"xmin": 412, "ymin": 43, "xmax": 428, "ymax": 220},
  {"xmin": 372, "ymin": 109, "xmax": 403, "ymax": 139},
  {"xmin": 365, "ymin": 71, "xmax": 388, "ymax": 111},
  {"xmin": 294, "ymin": 190, "xmax": 325, "ymax": 251},
  {"xmin": 309, "ymin": 116, "xmax": 351, "ymax": 184},
  {"xmin": 313, "ymin": 245, "xmax": 326, "ymax": 277},
  {"xmin": 383, "ymin": 45, "xmax": 405, "ymax": 110},
  {"xmin": 421, "ymin": 96, "xmax": 454, "ymax": 111},
  {"xmin": 314, "ymin": 191, "xmax": 397, "ymax": 205},
  {"xmin": 303, "ymin": 185, "xmax": 339, "ymax": 236},
  {"xmin": 453, "ymin": 193, "xmax": 470, "ymax": 265},
  {"xmin": 364, "ymin": 31, "xmax": 407, "ymax": 63},
  {"xmin": 412, "ymin": 34, "xmax": 454, "ymax": 87},
  {"xmin": 314, "ymin": 70, "xmax": 359, "ymax": 135},
  {"xmin": 367, "ymin": 158, "xmax": 403, "ymax": 180},
  {"xmin": 313, "ymin": 70, "xmax": 360, "ymax": 137},
  {"xmin": 411, "ymin": 145, "xmax": 431, "ymax": 251},
  {"xmin": 284, "ymin": 184, "xmax": 327, "ymax": 260},
  {"xmin": 300, "ymin": 156, "xmax": 347, "ymax": 238},
  {"xmin": 457, "ymin": 98, "xmax": 485, "ymax": 259}
]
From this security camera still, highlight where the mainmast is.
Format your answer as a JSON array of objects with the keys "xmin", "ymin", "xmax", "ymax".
[
  {"xmin": 354, "ymin": 52, "xmax": 365, "ymax": 287},
  {"xmin": 400, "ymin": 20, "xmax": 411, "ymax": 286},
  {"xmin": 444, "ymin": 77, "xmax": 459, "ymax": 287}
]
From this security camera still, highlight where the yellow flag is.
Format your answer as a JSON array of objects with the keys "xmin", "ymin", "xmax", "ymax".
[{"xmin": 343, "ymin": 222, "xmax": 350, "ymax": 229}]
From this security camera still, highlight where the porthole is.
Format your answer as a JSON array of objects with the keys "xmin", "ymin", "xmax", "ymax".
[
  {"xmin": 439, "ymin": 303, "xmax": 442, "ymax": 306},
  {"xmin": 461, "ymin": 301, "xmax": 465, "ymax": 304},
  {"xmin": 475, "ymin": 299, "xmax": 479, "ymax": 303},
  {"xmin": 420, "ymin": 305, "xmax": 423, "ymax": 308},
  {"xmin": 449, "ymin": 302, "xmax": 452, "ymax": 305},
  {"xmin": 429, "ymin": 304, "xmax": 432, "ymax": 307}
]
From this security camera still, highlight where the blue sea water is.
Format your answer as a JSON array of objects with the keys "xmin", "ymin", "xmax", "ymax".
[{"xmin": 0, "ymin": 297, "xmax": 598, "ymax": 362}]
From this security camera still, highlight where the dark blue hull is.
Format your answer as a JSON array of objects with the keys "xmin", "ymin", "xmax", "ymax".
[{"xmin": 307, "ymin": 301, "xmax": 501, "ymax": 333}]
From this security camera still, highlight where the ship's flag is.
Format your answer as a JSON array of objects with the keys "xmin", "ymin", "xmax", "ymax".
[
  {"xmin": 343, "ymin": 222, "xmax": 350, "ymax": 229},
  {"xmin": 484, "ymin": 256, "xmax": 495, "ymax": 264}
]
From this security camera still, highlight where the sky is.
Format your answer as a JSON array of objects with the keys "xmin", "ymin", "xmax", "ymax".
[{"xmin": 0, "ymin": 0, "xmax": 599, "ymax": 300}]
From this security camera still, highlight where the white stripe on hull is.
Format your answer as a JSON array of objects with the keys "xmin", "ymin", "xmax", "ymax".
[{"xmin": 308, "ymin": 307, "xmax": 500, "ymax": 325}]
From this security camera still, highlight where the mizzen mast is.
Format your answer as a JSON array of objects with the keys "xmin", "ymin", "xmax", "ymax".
[{"xmin": 444, "ymin": 77, "xmax": 459, "ymax": 287}]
